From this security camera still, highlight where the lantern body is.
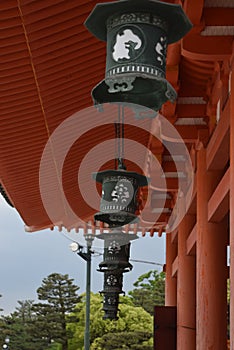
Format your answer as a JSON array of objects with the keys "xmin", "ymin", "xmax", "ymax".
[
  {"xmin": 98, "ymin": 232, "xmax": 134, "ymax": 270},
  {"xmin": 85, "ymin": 0, "xmax": 192, "ymax": 111},
  {"xmin": 103, "ymin": 270, "xmax": 124, "ymax": 292},
  {"xmin": 93, "ymin": 169, "xmax": 148, "ymax": 227},
  {"xmin": 97, "ymin": 228, "xmax": 137, "ymax": 320},
  {"xmin": 102, "ymin": 292, "xmax": 120, "ymax": 320}
]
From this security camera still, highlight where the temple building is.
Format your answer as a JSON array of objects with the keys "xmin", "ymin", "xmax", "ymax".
[{"xmin": 0, "ymin": 1, "xmax": 234, "ymax": 349}]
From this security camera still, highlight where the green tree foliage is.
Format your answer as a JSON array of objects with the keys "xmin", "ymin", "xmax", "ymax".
[
  {"xmin": 1, "ymin": 300, "xmax": 49, "ymax": 350},
  {"xmin": 68, "ymin": 293, "xmax": 153, "ymax": 350},
  {"xmin": 0, "ymin": 294, "xmax": 7, "ymax": 345},
  {"xmin": 91, "ymin": 331, "xmax": 152, "ymax": 350},
  {"xmin": 0, "ymin": 293, "xmax": 3, "ymax": 312},
  {"xmin": 33, "ymin": 273, "xmax": 80, "ymax": 350},
  {"xmin": 128, "ymin": 270, "xmax": 165, "ymax": 315}
]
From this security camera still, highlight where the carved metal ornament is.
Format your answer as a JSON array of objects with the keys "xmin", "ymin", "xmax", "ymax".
[
  {"xmin": 108, "ymin": 240, "xmax": 121, "ymax": 254},
  {"xmin": 106, "ymin": 274, "xmax": 118, "ymax": 286}
]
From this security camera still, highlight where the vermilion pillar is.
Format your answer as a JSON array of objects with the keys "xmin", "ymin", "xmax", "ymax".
[
  {"xmin": 197, "ymin": 147, "xmax": 227, "ymax": 350},
  {"xmin": 165, "ymin": 233, "xmax": 177, "ymax": 306},
  {"xmin": 177, "ymin": 214, "xmax": 196, "ymax": 350},
  {"xmin": 230, "ymin": 66, "xmax": 234, "ymax": 350}
]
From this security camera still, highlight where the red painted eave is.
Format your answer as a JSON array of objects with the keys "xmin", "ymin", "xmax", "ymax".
[{"xmin": 0, "ymin": 0, "xmax": 233, "ymax": 233}]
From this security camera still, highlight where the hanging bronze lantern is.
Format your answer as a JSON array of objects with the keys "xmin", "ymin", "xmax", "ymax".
[
  {"xmin": 102, "ymin": 291, "xmax": 120, "ymax": 320},
  {"xmin": 91, "ymin": 93, "xmax": 148, "ymax": 320},
  {"xmin": 93, "ymin": 168, "xmax": 146, "ymax": 319},
  {"xmin": 93, "ymin": 169, "xmax": 148, "ymax": 227},
  {"xmin": 85, "ymin": 0, "xmax": 192, "ymax": 111},
  {"xmin": 103, "ymin": 269, "xmax": 124, "ymax": 293},
  {"xmin": 97, "ymin": 228, "xmax": 137, "ymax": 320},
  {"xmin": 98, "ymin": 229, "xmax": 135, "ymax": 270}
]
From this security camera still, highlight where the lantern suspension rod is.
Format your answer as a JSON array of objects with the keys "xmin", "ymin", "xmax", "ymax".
[
  {"xmin": 114, "ymin": 122, "xmax": 118, "ymax": 170},
  {"xmin": 121, "ymin": 104, "xmax": 125, "ymax": 161},
  {"xmin": 115, "ymin": 104, "xmax": 126, "ymax": 170}
]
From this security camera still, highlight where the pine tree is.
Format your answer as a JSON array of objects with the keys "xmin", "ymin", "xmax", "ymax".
[
  {"xmin": 33, "ymin": 273, "xmax": 80, "ymax": 350},
  {"xmin": 91, "ymin": 331, "xmax": 153, "ymax": 350},
  {"xmin": 128, "ymin": 270, "xmax": 165, "ymax": 315},
  {"xmin": 1, "ymin": 300, "xmax": 49, "ymax": 350}
]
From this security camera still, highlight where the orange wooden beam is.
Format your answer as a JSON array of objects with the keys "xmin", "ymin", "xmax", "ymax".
[
  {"xmin": 208, "ymin": 167, "xmax": 230, "ymax": 222},
  {"xmin": 141, "ymin": 211, "xmax": 169, "ymax": 226},
  {"xmin": 171, "ymin": 256, "xmax": 178, "ymax": 277},
  {"xmin": 229, "ymin": 55, "xmax": 234, "ymax": 350},
  {"xmin": 177, "ymin": 214, "xmax": 196, "ymax": 349},
  {"xmin": 206, "ymin": 99, "xmax": 230, "ymax": 170},
  {"xmin": 162, "ymin": 161, "xmax": 186, "ymax": 173},
  {"xmin": 186, "ymin": 223, "xmax": 197, "ymax": 256},
  {"xmin": 150, "ymin": 177, "xmax": 179, "ymax": 192},
  {"xmin": 203, "ymin": 8, "xmax": 234, "ymax": 26},
  {"xmin": 183, "ymin": 0, "xmax": 204, "ymax": 25},
  {"xmin": 171, "ymin": 228, "xmax": 178, "ymax": 244},
  {"xmin": 196, "ymin": 147, "xmax": 228, "ymax": 349},
  {"xmin": 186, "ymin": 179, "xmax": 197, "ymax": 216},
  {"xmin": 165, "ymin": 233, "xmax": 177, "ymax": 306},
  {"xmin": 182, "ymin": 32, "xmax": 233, "ymax": 61},
  {"xmin": 176, "ymin": 104, "xmax": 207, "ymax": 118},
  {"xmin": 175, "ymin": 125, "xmax": 207, "ymax": 142}
]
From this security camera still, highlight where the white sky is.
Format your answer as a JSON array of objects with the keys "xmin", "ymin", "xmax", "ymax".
[{"xmin": 0, "ymin": 196, "xmax": 165, "ymax": 315}]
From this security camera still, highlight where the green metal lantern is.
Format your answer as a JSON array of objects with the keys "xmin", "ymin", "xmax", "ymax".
[
  {"xmin": 85, "ymin": 0, "xmax": 192, "ymax": 111},
  {"xmin": 98, "ymin": 230, "xmax": 134, "ymax": 270},
  {"xmin": 97, "ymin": 228, "xmax": 137, "ymax": 320},
  {"xmin": 102, "ymin": 291, "xmax": 120, "ymax": 320},
  {"xmin": 103, "ymin": 270, "xmax": 124, "ymax": 292},
  {"xmin": 92, "ymin": 169, "xmax": 148, "ymax": 227}
]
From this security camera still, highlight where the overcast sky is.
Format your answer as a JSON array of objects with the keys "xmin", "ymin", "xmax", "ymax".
[{"xmin": 0, "ymin": 196, "xmax": 165, "ymax": 315}]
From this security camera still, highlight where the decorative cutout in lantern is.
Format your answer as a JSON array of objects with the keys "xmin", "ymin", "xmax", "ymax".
[{"xmin": 85, "ymin": 0, "xmax": 192, "ymax": 111}]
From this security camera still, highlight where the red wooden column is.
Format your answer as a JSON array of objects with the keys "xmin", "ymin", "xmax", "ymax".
[
  {"xmin": 230, "ymin": 64, "xmax": 234, "ymax": 350},
  {"xmin": 177, "ymin": 214, "xmax": 196, "ymax": 350},
  {"xmin": 197, "ymin": 147, "xmax": 227, "ymax": 350},
  {"xmin": 165, "ymin": 232, "xmax": 177, "ymax": 306}
]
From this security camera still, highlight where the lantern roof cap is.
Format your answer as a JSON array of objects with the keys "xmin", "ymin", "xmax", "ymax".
[
  {"xmin": 92, "ymin": 169, "xmax": 148, "ymax": 186},
  {"xmin": 85, "ymin": 0, "xmax": 192, "ymax": 44}
]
